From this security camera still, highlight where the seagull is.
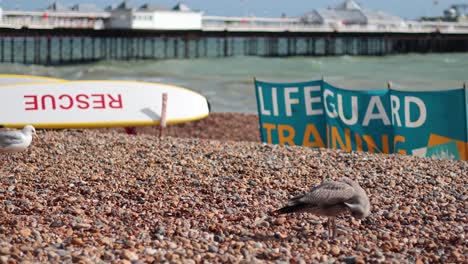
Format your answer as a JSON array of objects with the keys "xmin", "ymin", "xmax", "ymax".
[
  {"xmin": 274, "ymin": 177, "xmax": 371, "ymax": 238},
  {"xmin": 0, "ymin": 125, "xmax": 37, "ymax": 153}
]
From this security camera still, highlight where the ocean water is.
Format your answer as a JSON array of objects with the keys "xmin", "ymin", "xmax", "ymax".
[{"xmin": 0, "ymin": 53, "xmax": 467, "ymax": 113}]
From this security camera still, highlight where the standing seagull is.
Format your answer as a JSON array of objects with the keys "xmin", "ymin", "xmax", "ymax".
[
  {"xmin": 274, "ymin": 177, "xmax": 370, "ymax": 238},
  {"xmin": 0, "ymin": 125, "xmax": 37, "ymax": 154}
]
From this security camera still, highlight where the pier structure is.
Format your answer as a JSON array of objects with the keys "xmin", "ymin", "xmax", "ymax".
[
  {"xmin": 0, "ymin": 0, "xmax": 467, "ymax": 65},
  {"xmin": 0, "ymin": 28, "xmax": 467, "ymax": 65}
]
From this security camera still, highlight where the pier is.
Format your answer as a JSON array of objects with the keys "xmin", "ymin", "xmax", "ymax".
[
  {"xmin": 1, "ymin": 0, "xmax": 467, "ymax": 65},
  {"xmin": 0, "ymin": 27, "xmax": 467, "ymax": 65}
]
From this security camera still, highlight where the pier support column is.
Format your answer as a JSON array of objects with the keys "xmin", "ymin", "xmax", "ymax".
[
  {"xmin": 0, "ymin": 37, "xmax": 4, "ymax": 63},
  {"xmin": 81, "ymin": 37, "xmax": 85, "ymax": 62},
  {"xmin": 184, "ymin": 37, "xmax": 190, "ymax": 59},
  {"xmin": 46, "ymin": 36, "xmax": 52, "ymax": 65},
  {"xmin": 23, "ymin": 37, "xmax": 27, "ymax": 64},
  {"xmin": 69, "ymin": 38, "xmax": 74, "ymax": 61},
  {"xmin": 126, "ymin": 37, "xmax": 130, "ymax": 59},
  {"xmin": 216, "ymin": 38, "xmax": 221, "ymax": 57},
  {"xmin": 203, "ymin": 38, "xmax": 208, "ymax": 57},
  {"xmin": 10, "ymin": 38, "xmax": 14, "ymax": 63},
  {"xmin": 163, "ymin": 37, "xmax": 168, "ymax": 59},
  {"xmin": 195, "ymin": 38, "xmax": 200, "ymax": 58},
  {"xmin": 59, "ymin": 37, "xmax": 63, "ymax": 63},
  {"xmin": 174, "ymin": 38, "xmax": 179, "ymax": 58},
  {"xmin": 223, "ymin": 36, "xmax": 229, "ymax": 57},
  {"xmin": 325, "ymin": 36, "xmax": 336, "ymax": 56},
  {"xmin": 91, "ymin": 37, "xmax": 96, "ymax": 60},
  {"xmin": 230, "ymin": 38, "xmax": 234, "ymax": 56}
]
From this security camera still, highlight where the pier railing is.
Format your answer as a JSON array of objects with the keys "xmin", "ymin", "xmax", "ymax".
[
  {"xmin": 0, "ymin": 18, "xmax": 105, "ymax": 30},
  {"xmin": 1, "ymin": 13, "xmax": 468, "ymax": 34},
  {"xmin": 202, "ymin": 16, "xmax": 468, "ymax": 34},
  {"xmin": 0, "ymin": 10, "xmax": 108, "ymax": 30},
  {"xmin": 0, "ymin": 11, "xmax": 468, "ymax": 34}
]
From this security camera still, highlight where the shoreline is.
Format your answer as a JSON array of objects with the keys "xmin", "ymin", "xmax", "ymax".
[{"xmin": 0, "ymin": 112, "xmax": 466, "ymax": 263}]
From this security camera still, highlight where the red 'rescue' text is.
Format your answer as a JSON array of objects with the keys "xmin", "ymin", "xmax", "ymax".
[{"xmin": 24, "ymin": 94, "xmax": 123, "ymax": 111}]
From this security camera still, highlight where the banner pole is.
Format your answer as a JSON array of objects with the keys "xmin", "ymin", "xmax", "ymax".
[
  {"xmin": 464, "ymin": 81, "xmax": 468, "ymax": 160},
  {"xmin": 159, "ymin": 93, "xmax": 168, "ymax": 138},
  {"xmin": 253, "ymin": 77, "xmax": 265, "ymax": 143}
]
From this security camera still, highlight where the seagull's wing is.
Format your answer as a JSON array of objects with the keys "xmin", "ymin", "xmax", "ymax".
[
  {"xmin": 296, "ymin": 180, "xmax": 356, "ymax": 206},
  {"xmin": 274, "ymin": 180, "xmax": 356, "ymax": 215},
  {"xmin": 0, "ymin": 131, "xmax": 24, "ymax": 147}
]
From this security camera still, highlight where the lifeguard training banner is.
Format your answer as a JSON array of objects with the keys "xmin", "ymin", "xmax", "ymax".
[{"xmin": 254, "ymin": 79, "xmax": 468, "ymax": 161}]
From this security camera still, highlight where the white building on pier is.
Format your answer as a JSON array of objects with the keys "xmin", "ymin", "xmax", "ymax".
[
  {"xmin": 107, "ymin": 1, "xmax": 202, "ymax": 30},
  {"xmin": 0, "ymin": 1, "xmax": 108, "ymax": 29},
  {"xmin": 301, "ymin": 0, "xmax": 404, "ymax": 29},
  {"xmin": 0, "ymin": 0, "xmax": 467, "ymax": 34}
]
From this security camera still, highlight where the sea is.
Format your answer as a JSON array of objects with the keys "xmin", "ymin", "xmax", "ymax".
[{"xmin": 0, "ymin": 52, "xmax": 467, "ymax": 113}]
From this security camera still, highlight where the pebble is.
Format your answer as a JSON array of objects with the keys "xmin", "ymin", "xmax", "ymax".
[
  {"xmin": 330, "ymin": 246, "xmax": 340, "ymax": 256},
  {"xmin": 144, "ymin": 248, "xmax": 158, "ymax": 255},
  {"xmin": 71, "ymin": 237, "xmax": 85, "ymax": 246},
  {"xmin": 0, "ymin": 113, "xmax": 465, "ymax": 263},
  {"xmin": 0, "ymin": 256, "xmax": 8, "ymax": 264},
  {"xmin": 274, "ymin": 217, "xmax": 287, "ymax": 225},
  {"xmin": 343, "ymin": 255, "xmax": 357, "ymax": 264},
  {"xmin": 0, "ymin": 248, "xmax": 10, "ymax": 255},
  {"xmin": 19, "ymin": 228, "xmax": 32, "ymax": 237},
  {"xmin": 208, "ymin": 245, "xmax": 218, "ymax": 253},
  {"xmin": 122, "ymin": 250, "xmax": 138, "ymax": 261}
]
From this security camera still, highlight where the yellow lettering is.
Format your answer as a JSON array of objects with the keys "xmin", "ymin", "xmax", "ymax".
[
  {"xmin": 302, "ymin": 124, "xmax": 325, "ymax": 148},
  {"xmin": 355, "ymin": 134, "xmax": 363, "ymax": 152},
  {"xmin": 278, "ymin": 125, "xmax": 296, "ymax": 146},
  {"xmin": 394, "ymin": 135, "xmax": 407, "ymax": 155},
  {"xmin": 331, "ymin": 126, "xmax": 352, "ymax": 151},
  {"xmin": 262, "ymin": 123, "xmax": 276, "ymax": 144},
  {"xmin": 363, "ymin": 135, "xmax": 389, "ymax": 153}
]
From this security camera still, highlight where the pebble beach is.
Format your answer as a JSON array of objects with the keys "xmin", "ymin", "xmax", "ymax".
[{"xmin": 0, "ymin": 113, "xmax": 466, "ymax": 263}]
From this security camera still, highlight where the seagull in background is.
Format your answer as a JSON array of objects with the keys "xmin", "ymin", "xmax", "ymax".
[
  {"xmin": 274, "ymin": 177, "xmax": 371, "ymax": 238},
  {"xmin": 0, "ymin": 125, "xmax": 37, "ymax": 154}
]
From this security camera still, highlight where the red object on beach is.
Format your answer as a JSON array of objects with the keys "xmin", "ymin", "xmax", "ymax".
[
  {"xmin": 124, "ymin": 127, "xmax": 137, "ymax": 135},
  {"xmin": 159, "ymin": 93, "xmax": 168, "ymax": 138}
]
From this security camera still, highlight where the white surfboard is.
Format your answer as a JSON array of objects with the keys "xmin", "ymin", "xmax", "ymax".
[
  {"xmin": 0, "ymin": 80, "xmax": 210, "ymax": 128},
  {"xmin": 0, "ymin": 74, "xmax": 65, "ymax": 85}
]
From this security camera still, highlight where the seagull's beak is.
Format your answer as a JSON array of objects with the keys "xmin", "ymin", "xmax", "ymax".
[{"xmin": 33, "ymin": 133, "xmax": 43, "ymax": 143}]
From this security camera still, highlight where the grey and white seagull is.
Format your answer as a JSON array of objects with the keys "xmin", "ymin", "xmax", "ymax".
[
  {"xmin": 274, "ymin": 177, "xmax": 371, "ymax": 238},
  {"xmin": 0, "ymin": 125, "xmax": 37, "ymax": 153}
]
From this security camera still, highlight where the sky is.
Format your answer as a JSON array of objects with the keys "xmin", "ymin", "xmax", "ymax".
[{"xmin": 0, "ymin": 0, "xmax": 461, "ymax": 20}]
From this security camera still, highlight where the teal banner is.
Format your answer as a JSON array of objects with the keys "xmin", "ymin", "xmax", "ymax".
[
  {"xmin": 254, "ymin": 79, "xmax": 468, "ymax": 161},
  {"xmin": 255, "ymin": 80, "xmax": 326, "ymax": 148}
]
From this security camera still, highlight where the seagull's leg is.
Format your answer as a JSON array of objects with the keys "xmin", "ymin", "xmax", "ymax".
[
  {"xmin": 331, "ymin": 217, "xmax": 336, "ymax": 239},
  {"xmin": 326, "ymin": 218, "xmax": 330, "ymax": 238},
  {"xmin": 333, "ymin": 217, "xmax": 336, "ymax": 238}
]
